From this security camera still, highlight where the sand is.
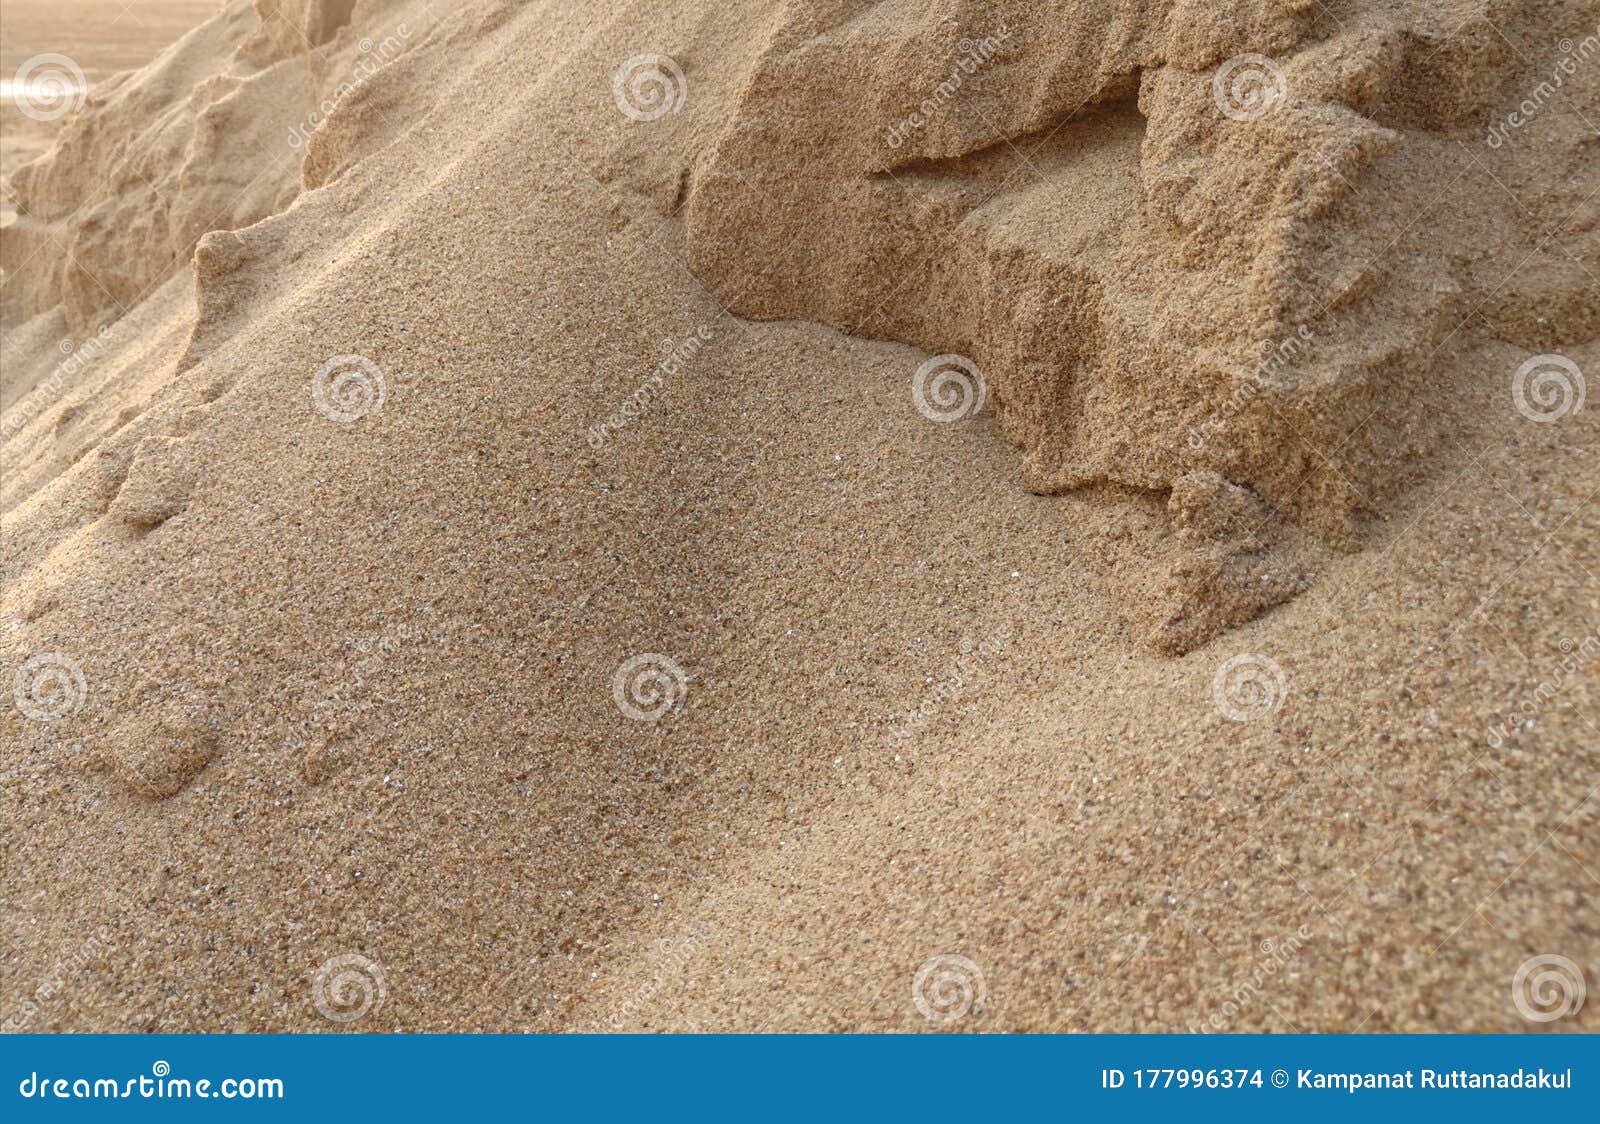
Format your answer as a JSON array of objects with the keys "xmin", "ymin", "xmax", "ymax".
[
  {"xmin": 0, "ymin": 0, "xmax": 1596, "ymax": 1032},
  {"xmin": 0, "ymin": 0, "xmax": 217, "ymax": 187}
]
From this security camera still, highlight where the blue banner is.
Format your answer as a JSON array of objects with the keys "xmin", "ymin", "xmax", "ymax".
[{"xmin": 2, "ymin": 1034, "xmax": 1594, "ymax": 1120}]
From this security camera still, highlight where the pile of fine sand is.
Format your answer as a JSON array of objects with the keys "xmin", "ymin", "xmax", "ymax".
[{"xmin": 1, "ymin": 0, "xmax": 1596, "ymax": 1031}]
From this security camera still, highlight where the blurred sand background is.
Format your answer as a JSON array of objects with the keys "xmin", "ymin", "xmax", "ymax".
[{"xmin": 1, "ymin": 0, "xmax": 214, "ymax": 178}]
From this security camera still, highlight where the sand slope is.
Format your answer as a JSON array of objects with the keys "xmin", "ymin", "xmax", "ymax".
[{"xmin": 1, "ymin": 0, "xmax": 1596, "ymax": 1031}]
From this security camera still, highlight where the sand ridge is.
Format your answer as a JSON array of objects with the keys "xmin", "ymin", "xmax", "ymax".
[{"xmin": 0, "ymin": 0, "xmax": 1596, "ymax": 1031}]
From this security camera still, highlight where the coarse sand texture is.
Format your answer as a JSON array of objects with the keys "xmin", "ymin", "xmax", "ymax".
[{"xmin": 1, "ymin": 0, "xmax": 1596, "ymax": 1032}]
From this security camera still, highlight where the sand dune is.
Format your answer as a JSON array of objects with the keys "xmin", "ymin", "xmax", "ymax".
[{"xmin": 1, "ymin": 0, "xmax": 1596, "ymax": 1031}]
